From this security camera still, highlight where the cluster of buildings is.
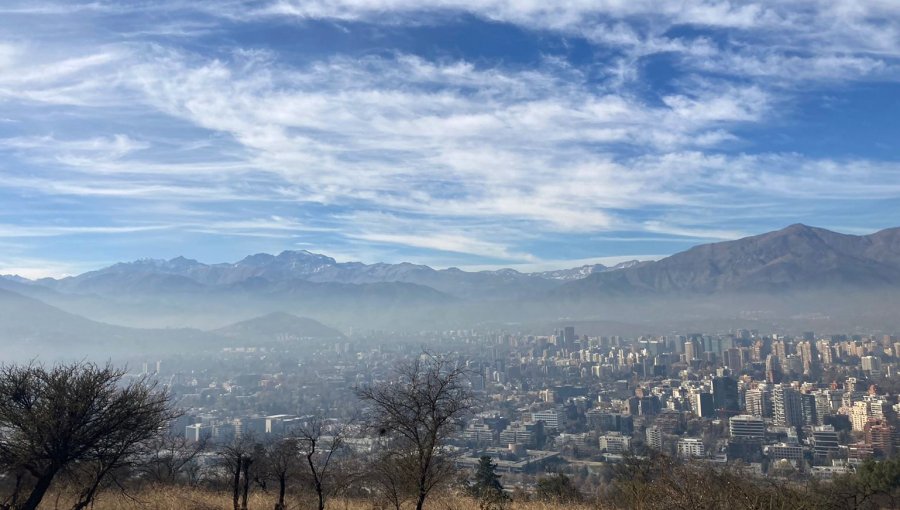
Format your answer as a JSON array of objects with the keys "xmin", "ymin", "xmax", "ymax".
[
  {"xmin": 136, "ymin": 325, "xmax": 900, "ymax": 485},
  {"xmin": 452, "ymin": 328, "xmax": 900, "ymax": 477}
]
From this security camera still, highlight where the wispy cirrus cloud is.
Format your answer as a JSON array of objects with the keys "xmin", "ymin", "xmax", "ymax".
[
  {"xmin": 0, "ymin": 43, "xmax": 130, "ymax": 106},
  {"xmin": 0, "ymin": 134, "xmax": 148, "ymax": 160},
  {"xmin": 349, "ymin": 232, "xmax": 538, "ymax": 261},
  {"xmin": 0, "ymin": 0, "xmax": 898, "ymax": 271},
  {"xmin": 115, "ymin": 51, "xmax": 771, "ymax": 230},
  {"xmin": 249, "ymin": 1, "xmax": 900, "ymax": 74},
  {"xmin": 0, "ymin": 223, "xmax": 168, "ymax": 238},
  {"xmin": 0, "ymin": 257, "xmax": 90, "ymax": 279}
]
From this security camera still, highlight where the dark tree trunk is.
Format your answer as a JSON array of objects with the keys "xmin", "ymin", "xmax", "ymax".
[
  {"xmin": 6, "ymin": 471, "xmax": 24, "ymax": 509},
  {"xmin": 240, "ymin": 457, "xmax": 252, "ymax": 510},
  {"xmin": 232, "ymin": 460, "xmax": 241, "ymax": 510},
  {"xmin": 21, "ymin": 471, "xmax": 56, "ymax": 510},
  {"xmin": 307, "ymin": 449, "xmax": 326, "ymax": 510},
  {"xmin": 71, "ymin": 484, "xmax": 100, "ymax": 510},
  {"xmin": 71, "ymin": 485, "xmax": 99, "ymax": 510},
  {"xmin": 415, "ymin": 469, "xmax": 428, "ymax": 510},
  {"xmin": 275, "ymin": 473, "xmax": 286, "ymax": 510},
  {"xmin": 316, "ymin": 481, "xmax": 325, "ymax": 510},
  {"xmin": 71, "ymin": 461, "xmax": 117, "ymax": 510}
]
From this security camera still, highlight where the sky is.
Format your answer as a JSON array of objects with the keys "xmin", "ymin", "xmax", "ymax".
[{"xmin": 0, "ymin": 1, "xmax": 899, "ymax": 278}]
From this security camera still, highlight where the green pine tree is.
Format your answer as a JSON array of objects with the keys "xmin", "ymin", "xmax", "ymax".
[{"xmin": 470, "ymin": 456, "xmax": 508, "ymax": 509}]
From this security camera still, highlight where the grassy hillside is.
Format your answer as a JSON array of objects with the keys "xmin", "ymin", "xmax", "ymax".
[
  {"xmin": 35, "ymin": 455, "xmax": 900, "ymax": 509},
  {"xmin": 48, "ymin": 489, "xmax": 595, "ymax": 510}
]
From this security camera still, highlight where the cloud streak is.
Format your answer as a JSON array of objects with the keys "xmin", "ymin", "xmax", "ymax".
[{"xmin": 0, "ymin": 1, "xmax": 898, "ymax": 270}]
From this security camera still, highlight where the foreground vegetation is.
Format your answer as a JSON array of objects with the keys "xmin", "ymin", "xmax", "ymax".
[
  {"xmin": 2, "ymin": 361, "xmax": 899, "ymax": 510},
  {"xmin": 23, "ymin": 488, "xmax": 594, "ymax": 510},
  {"xmin": 24, "ymin": 454, "xmax": 900, "ymax": 510}
]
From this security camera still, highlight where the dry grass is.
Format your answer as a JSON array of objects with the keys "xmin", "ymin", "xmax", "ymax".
[
  {"xmin": 40, "ymin": 486, "xmax": 280, "ymax": 510},
  {"xmin": 39, "ymin": 487, "xmax": 604, "ymax": 510},
  {"xmin": 41, "ymin": 486, "xmax": 262, "ymax": 510}
]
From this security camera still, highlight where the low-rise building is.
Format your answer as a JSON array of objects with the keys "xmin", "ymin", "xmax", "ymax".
[
  {"xmin": 598, "ymin": 433, "xmax": 631, "ymax": 453},
  {"xmin": 677, "ymin": 438, "xmax": 705, "ymax": 458},
  {"xmin": 730, "ymin": 415, "xmax": 766, "ymax": 439}
]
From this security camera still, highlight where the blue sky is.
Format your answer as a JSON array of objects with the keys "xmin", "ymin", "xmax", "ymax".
[{"xmin": 0, "ymin": 1, "xmax": 899, "ymax": 277}]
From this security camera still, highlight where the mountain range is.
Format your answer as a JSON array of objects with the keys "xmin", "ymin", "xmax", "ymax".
[
  {"xmin": 0, "ymin": 285, "xmax": 343, "ymax": 360},
  {"xmin": 215, "ymin": 312, "xmax": 345, "ymax": 342},
  {"xmin": 558, "ymin": 224, "xmax": 900, "ymax": 296},
  {"xmin": 13, "ymin": 223, "xmax": 899, "ymax": 300},
  {"xmin": 29, "ymin": 251, "xmax": 642, "ymax": 299},
  {"xmin": 1, "ymin": 223, "xmax": 899, "ymax": 358}
]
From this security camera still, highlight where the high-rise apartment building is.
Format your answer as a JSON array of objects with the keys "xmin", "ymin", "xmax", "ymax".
[
  {"xmin": 646, "ymin": 426, "xmax": 663, "ymax": 450},
  {"xmin": 765, "ymin": 355, "xmax": 782, "ymax": 383},
  {"xmin": 772, "ymin": 384, "xmax": 802, "ymax": 428},
  {"xmin": 713, "ymin": 376, "xmax": 739, "ymax": 414},
  {"xmin": 800, "ymin": 393, "xmax": 818, "ymax": 426},
  {"xmin": 865, "ymin": 419, "xmax": 895, "ymax": 458},
  {"xmin": 745, "ymin": 387, "xmax": 772, "ymax": 418},
  {"xmin": 861, "ymin": 356, "xmax": 882, "ymax": 377},
  {"xmin": 693, "ymin": 392, "xmax": 715, "ymax": 419},
  {"xmin": 851, "ymin": 401, "xmax": 872, "ymax": 432}
]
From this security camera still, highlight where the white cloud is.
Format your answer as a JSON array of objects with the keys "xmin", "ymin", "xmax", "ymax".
[
  {"xmin": 244, "ymin": 0, "xmax": 900, "ymax": 90},
  {"xmin": 0, "ymin": 224, "xmax": 169, "ymax": 238},
  {"xmin": 641, "ymin": 221, "xmax": 748, "ymax": 241},
  {"xmin": 335, "ymin": 210, "xmax": 538, "ymax": 262},
  {"xmin": 458, "ymin": 255, "xmax": 665, "ymax": 273},
  {"xmin": 0, "ymin": 44, "xmax": 130, "ymax": 106},
  {"xmin": 0, "ymin": 44, "xmax": 17, "ymax": 69},
  {"xmin": 2, "ymin": 44, "xmax": 899, "ymax": 259},
  {"xmin": 350, "ymin": 232, "xmax": 537, "ymax": 261},
  {"xmin": 0, "ymin": 134, "xmax": 148, "ymax": 160},
  {"xmin": 184, "ymin": 216, "xmax": 337, "ymax": 236},
  {"xmin": 113, "ymin": 51, "xmax": 771, "ymax": 230},
  {"xmin": 0, "ymin": 1, "xmax": 898, "ymax": 265},
  {"xmin": 252, "ymin": 1, "xmax": 781, "ymax": 30},
  {"xmin": 0, "ymin": 258, "xmax": 87, "ymax": 279}
]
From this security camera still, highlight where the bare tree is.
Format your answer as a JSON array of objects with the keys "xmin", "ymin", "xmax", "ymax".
[
  {"xmin": 295, "ymin": 416, "xmax": 354, "ymax": 510},
  {"xmin": 262, "ymin": 437, "xmax": 301, "ymax": 510},
  {"xmin": 139, "ymin": 434, "xmax": 208, "ymax": 486},
  {"xmin": 218, "ymin": 435, "xmax": 263, "ymax": 510},
  {"xmin": 356, "ymin": 354, "xmax": 478, "ymax": 510},
  {"xmin": 0, "ymin": 362, "xmax": 175, "ymax": 510},
  {"xmin": 368, "ymin": 449, "xmax": 416, "ymax": 510}
]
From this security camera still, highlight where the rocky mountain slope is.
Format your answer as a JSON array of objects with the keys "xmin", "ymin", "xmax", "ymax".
[{"xmin": 557, "ymin": 224, "xmax": 900, "ymax": 296}]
